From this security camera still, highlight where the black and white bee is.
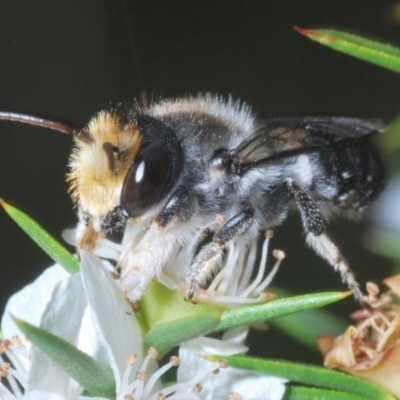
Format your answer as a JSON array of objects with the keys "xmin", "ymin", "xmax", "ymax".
[{"xmin": 0, "ymin": 95, "xmax": 385, "ymax": 302}]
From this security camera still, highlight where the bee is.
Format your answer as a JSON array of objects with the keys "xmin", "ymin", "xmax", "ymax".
[{"xmin": 0, "ymin": 95, "xmax": 385, "ymax": 303}]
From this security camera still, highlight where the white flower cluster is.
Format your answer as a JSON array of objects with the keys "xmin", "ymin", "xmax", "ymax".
[{"xmin": 1, "ymin": 228, "xmax": 286, "ymax": 399}]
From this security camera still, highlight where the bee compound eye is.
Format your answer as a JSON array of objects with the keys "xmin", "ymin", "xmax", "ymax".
[{"xmin": 121, "ymin": 142, "xmax": 171, "ymax": 217}]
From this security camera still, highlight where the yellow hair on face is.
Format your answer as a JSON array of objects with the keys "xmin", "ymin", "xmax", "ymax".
[{"xmin": 68, "ymin": 111, "xmax": 142, "ymax": 219}]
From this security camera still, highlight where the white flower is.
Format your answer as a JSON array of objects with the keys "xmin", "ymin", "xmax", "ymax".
[
  {"xmin": 1, "ymin": 252, "xmax": 286, "ymax": 400},
  {"xmin": 1, "ymin": 252, "xmax": 143, "ymax": 399},
  {"xmin": 179, "ymin": 334, "xmax": 287, "ymax": 400},
  {"xmin": 1, "ymin": 215, "xmax": 287, "ymax": 400}
]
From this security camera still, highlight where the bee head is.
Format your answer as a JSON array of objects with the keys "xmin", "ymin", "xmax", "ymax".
[{"xmin": 68, "ymin": 110, "xmax": 183, "ymax": 233}]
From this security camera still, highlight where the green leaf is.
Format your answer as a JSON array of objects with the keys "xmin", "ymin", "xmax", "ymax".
[
  {"xmin": 15, "ymin": 317, "xmax": 116, "ymax": 399},
  {"xmin": 138, "ymin": 280, "xmax": 226, "ymax": 333},
  {"xmin": 214, "ymin": 291, "xmax": 349, "ymax": 332},
  {"xmin": 205, "ymin": 355, "xmax": 395, "ymax": 400},
  {"xmin": 143, "ymin": 310, "xmax": 221, "ymax": 357},
  {"xmin": 295, "ymin": 27, "xmax": 400, "ymax": 74},
  {"xmin": 283, "ymin": 385, "xmax": 373, "ymax": 400},
  {"xmin": 0, "ymin": 199, "xmax": 79, "ymax": 274},
  {"xmin": 269, "ymin": 288, "xmax": 348, "ymax": 350}
]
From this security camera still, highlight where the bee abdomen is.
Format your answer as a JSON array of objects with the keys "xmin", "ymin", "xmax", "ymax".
[{"xmin": 319, "ymin": 139, "xmax": 384, "ymax": 210}]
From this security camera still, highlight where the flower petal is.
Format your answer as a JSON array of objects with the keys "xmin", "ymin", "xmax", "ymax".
[
  {"xmin": 1, "ymin": 264, "xmax": 70, "ymax": 381},
  {"xmin": 178, "ymin": 335, "xmax": 248, "ymax": 385},
  {"xmin": 348, "ymin": 344, "xmax": 400, "ymax": 398},
  {"xmin": 23, "ymin": 391, "xmax": 66, "ymax": 400},
  {"xmin": 178, "ymin": 337, "xmax": 286, "ymax": 400},
  {"xmin": 222, "ymin": 326, "xmax": 249, "ymax": 345},
  {"xmin": 79, "ymin": 251, "xmax": 142, "ymax": 392},
  {"xmin": 0, "ymin": 383, "xmax": 17, "ymax": 400},
  {"xmin": 27, "ymin": 273, "xmax": 87, "ymax": 394},
  {"xmin": 225, "ymin": 372, "xmax": 286, "ymax": 400},
  {"xmin": 324, "ymin": 326, "xmax": 357, "ymax": 369},
  {"xmin": 23, "ymin": 391, "xmax": 107, "ymax": 400},
  {"xmin": 1, "ymin": 264, "xmax": 69, "ymax": 339},
  {"xmin": 383, "ymin": 274, "xmax": 400, "ymax": 297}
]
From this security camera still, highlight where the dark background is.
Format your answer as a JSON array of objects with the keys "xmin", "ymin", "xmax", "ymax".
[{"xmin": 0, "ymin": 1, "xmax": 399, "ymax": 364}]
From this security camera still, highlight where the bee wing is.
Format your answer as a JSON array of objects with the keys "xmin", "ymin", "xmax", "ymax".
[{"xmin": 234, "ymin": 116, "xmax": 385, "ymax": 171}]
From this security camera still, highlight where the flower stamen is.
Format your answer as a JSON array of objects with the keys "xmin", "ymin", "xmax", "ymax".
[
  {"xmin": 254, "ymin": 249, "xmax": 285, "ymax": 295},
  {"xmin": 158, "ymin": 360, "xmax": 221, "ymax": 399},
  {"xmin": 141, "ymin": 356, "xmax": 181, "ymax": 399},
  {"xmin": 240, "ymin": 233, "xmax": 270, "ymax": 298},
  {"xmin": 121, "ymin": 353, "xmax": 225, "ymax": 400},
  {"xmin": 127, "ymin": 353, "xmax": 139, "ymax": 366},
  {"xmin": 0, "ymin": 336, "xmax": 30, "ymax": 398},
  {"xmin": 193, "ymin": 382, "xmax": 202, "ymax": 392},
  {"xmin": 0, "ymin": 362, "xmax": 11, "ymax": 377},
  {"xmin": 136, "ymin": 369, "xmax": 147, "ymax": 381},
  {"xmin": 230, "ymin": 392, "xmax": 243, "ymax": 400},
  {"xmin": 320, "ymin": 276, "xmax": 400, "ymax": 398}
]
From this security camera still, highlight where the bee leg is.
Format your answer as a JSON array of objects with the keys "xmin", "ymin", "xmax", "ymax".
[
  {"xmin": 286, "ymin": 179, "xmax": 363, "ymax": 302},
  {"xmin": 155, "ymin": 185, "xmax": 193, "ymax": 227},
  {"xmin": 185, "ymin": 207, "xmax": 255, "ymax": 301},
  {"xmin": 119, "ymin": 185, "xmax": 195, "ymax": 302}
]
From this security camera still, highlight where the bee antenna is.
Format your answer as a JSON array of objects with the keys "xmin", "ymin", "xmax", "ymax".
[{"xmin": 0, "ymin": 111, "xmax": 91, "ymax": 142}]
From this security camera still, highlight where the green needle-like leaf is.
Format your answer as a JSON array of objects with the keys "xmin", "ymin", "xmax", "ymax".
[
  {"xmin": 283, "ymin": 386, "xmax": 373, "ymax": 400},
  {"xmin": 214, "ymin": 291, "xmax": 349, "ymax": 332},
  {"xmin": 143, "ymin": 310, "xmax": 221, "ymax": 357},
  {"xmin": 15, "ymin": 317, "xmax": 116, "ymax": 399},
  {"xmin": 296, "ymin": 27, "xmax": 400, "ymax": 74},
  {"xmin": 0, "ymin": 199, "xmax": 79, "ymax": 274},
  {"xmin": 205, "ymin": 356, "xmax": 395, "ymax": 400}
]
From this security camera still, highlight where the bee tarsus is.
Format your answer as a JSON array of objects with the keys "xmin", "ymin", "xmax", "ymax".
[{"xmin": 186, "ymin": 207, "xmax": 255, "ymax": 301}]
